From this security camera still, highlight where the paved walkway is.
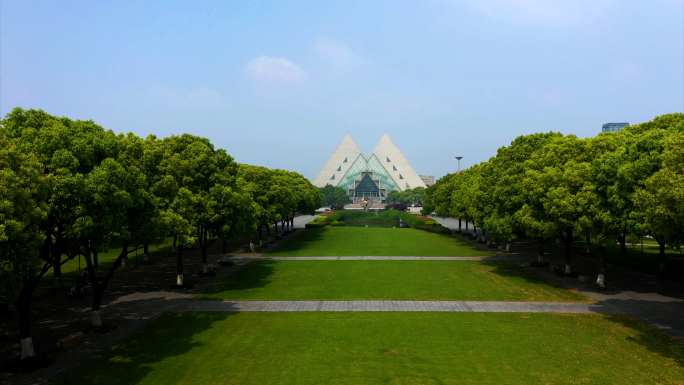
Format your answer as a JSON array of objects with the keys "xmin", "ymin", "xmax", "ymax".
[
  {"xmin": 228, "ymin": 256, "xmax": 507, "ymax": 260},
  {"xmin": 179, "ymin": 300, "xmax": 620, "ymax": 314},
  {"xmin": 427, "ymin": 215, "xmax": 684, "ymax": 340}
]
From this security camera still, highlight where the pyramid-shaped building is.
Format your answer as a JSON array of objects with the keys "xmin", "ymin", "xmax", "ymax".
[{"xmin": 312, "ymin": 134, "xmax": 426, "ymax": 202}]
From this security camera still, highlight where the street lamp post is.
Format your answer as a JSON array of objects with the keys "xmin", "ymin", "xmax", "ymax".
[{"xmin": 455, "ymin": 156, "xmax": 463, "ymax": 172}]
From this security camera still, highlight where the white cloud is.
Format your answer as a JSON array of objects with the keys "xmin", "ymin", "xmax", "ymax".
[
  {"xmin": 315, "ymin": 37, "xmax": 356, "ymax": 65},
  {"xmin": 246, "ymin": 56, "xmax": 306, "ymax": 85},
  {"xmin": 458, "ymin": 0, "xmax": 618, "ymax": 26}
]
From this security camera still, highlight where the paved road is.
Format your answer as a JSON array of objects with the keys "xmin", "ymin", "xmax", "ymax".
[{"xmin": 179, "ymin": 300, "xmax": 620, "ymax": 314}]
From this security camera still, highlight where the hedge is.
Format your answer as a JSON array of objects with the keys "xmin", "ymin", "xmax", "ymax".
[
  {"xmin": 331, "ymin": 221, "xmax": 346, "ymax": 226},
  {"xmin": 415, "ymin": 224, "xmax": 452, "ymax": 234},
  {"xmin": 305, "ymin": 221, "xmax": 330, "ymax": 229}
]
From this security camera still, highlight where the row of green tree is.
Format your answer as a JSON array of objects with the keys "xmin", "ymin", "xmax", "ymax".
[
  {"xmin": 0, "ymin": 108, "xmax": 322, "ymax": 361},
  {"xmin": 422, "ymin": 113, "xmax": 684, "ymax": 286},
  {"xmin": 387, "ymin": 187, "xmax": 425, "ymax": 206}
]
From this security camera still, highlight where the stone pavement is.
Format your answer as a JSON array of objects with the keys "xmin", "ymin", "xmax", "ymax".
[
  {"xmin": 178, "ymin": 300, "xmax": 620, "ymax": 314},
  {"xmin": 427, "ymin": 215, "xmax": 684, "ymax": 341},
  {"xmin": 227, "ymin": 256, "xmax": 507, "ymax": 260}
]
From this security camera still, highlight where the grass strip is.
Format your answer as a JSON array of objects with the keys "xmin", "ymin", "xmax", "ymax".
[
  {"xmin": 55, "ymin": 312, "xmax": 684, "ymax": 385},
  {"xmin": 196, "ymin": 260, "xmax": 590, "ymax": 302}
]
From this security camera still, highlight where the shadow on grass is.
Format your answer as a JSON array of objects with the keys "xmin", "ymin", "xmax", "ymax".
[
  {"xmin": 480, "ymin": 261, "xmax": 590, "ymax": 300},
  {"xmin": 265, "ymin": 228, "xmax": 327, "ymax": 255},
  {"xmin": 54, "ymin": 312, "xmax": 235, "ymax": 384},
  {"xmin": 604, "ymin": 313, "xmax": 684, "ymax": 370},
  {"xmin": 196, "ymin": 261, "xmax": 277, "ymax": 300}
]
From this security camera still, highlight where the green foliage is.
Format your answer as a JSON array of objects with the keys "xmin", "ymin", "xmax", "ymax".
[
  {"xmin": 319, "ymin": 184, "xmax": 349, "ymax": 206},
  {"xmin": 0, "ymin": 132, "xmax": 48, "ymax": 302},
  {"xmin": 305, "ymin": 222, "xmax": 328, "ymax": 229},
  {"xmin": 330, "ymin": 221, "xmax": 346, "ymax": 226}
]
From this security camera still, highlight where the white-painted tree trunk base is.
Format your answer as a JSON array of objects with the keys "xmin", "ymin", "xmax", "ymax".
[
  {"xmin": 92, "ymin": 310, "xmax": 102, "ymax": 327},
  {"xmin": 20, "ymin": 337, "xmax": 35, "ymax": 359},
  {"xmin": 94, "ymin": 268, "xmax": 99, "ymax": 277},
  {"xmin": 202, "ymin": 263, "xmax": 208, "ymax": 274},
  {"xmin": 121, "ymin": 258, "xmax": 127, "ymax": 268},
  {"xmin": 268, "ymin": 237, "xmax": 271, "ymax": 243},
  {"xmin": 259, "ymin": 240, "xmax": 263, "ymax": 247},
  {"xmin": 249, "ymin": 242, "xmax": 255, "ymax": 251},
  {"xmin": 143, "ymin": 253, "xmax": 149, "ymax": 262},
  {"xmin": 556, "ymin": 238, "xmax": 560, "ymax": 245},
  {"xmin": 487, "ymin": 241, "xmax": 491, "ymax": 246},
  {"xmin": 596, "ymin": 274, "xmax": 605, "ymax": 287},
  {"xmin": 176, "ymin": 274, "xmax": 183, "ymax": 285},
  {"xmin": 172, "ymin": 246, "xmax": 177, "ymax": 254},
  {"xmin": 481, "ymin": 236, "xmax": 486, "ymax": 242},
  {"xmin": 506, "ymin": 243, "xmax": 511, "ymax": 252},
  {"xmin": 586, "ymin": 247, "xmax": 591, "ymax": 254},
  {"xmin": 564, "ymin": 264, "xmax": 572, "ymax": 274},
  {"xmin": 660, "ymin": 261, "xmax": 666, "ymax": 272},
  {"xmin": 54, "ymin": 277, "xmax": 62, "ymax": 288},
  {"xmin": 538, "ymin": 254, "xmax": 545, "ymax": 263}
]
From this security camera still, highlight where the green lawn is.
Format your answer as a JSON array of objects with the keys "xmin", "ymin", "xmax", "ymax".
[
  {"xmin": 55, "ymin": 312, "xmax": 684, "ymax": 385},
  {"xmin": 39, "ymin": 239, "xmax": 174, "ymax": 291},
  {"xmin": 265, "ymin": 227, "xmax": 492, "ymax": 257},
  {"xmin": 196, "ymin": 260, "xmax": 589, "ymax": 302}
]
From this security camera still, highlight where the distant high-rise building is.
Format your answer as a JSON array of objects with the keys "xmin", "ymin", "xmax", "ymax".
[
  {"xmin": 602, "ymin": 122, "xmax": 629, "ymax": 133},
  {"xmin": 419, "ymin": 175, "xmax": 434, "ymax": 187}
]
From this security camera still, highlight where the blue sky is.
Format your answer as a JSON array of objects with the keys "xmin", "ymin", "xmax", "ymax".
[{"xmin": 2, "ymin": 0, "xmax": 682, "ymax": 180}]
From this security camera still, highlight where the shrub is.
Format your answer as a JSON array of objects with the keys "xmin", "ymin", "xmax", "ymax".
[
  {"xmin": 389, "ymin": 203, "xmax": 407, "ymax": 211},
  {"xmin": 331, "ymin": 203, "xmax": 346, "ymax": 211},
  {"xmin": 331, "ymin": 221, "xmax": 346, "ymax": 226},
  {"xmin": 314, "ymin": 216, "xmax": 330, "ymax": 222},
  {"xmin": 305, "ymin": 221, "xmax": 329, "ymax": 229}
]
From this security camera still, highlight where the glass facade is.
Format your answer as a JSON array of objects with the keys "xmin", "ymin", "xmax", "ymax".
[
  {"xmin": 338, "ymin": 153, "xmax": 400, "ymax": 197},
  {"xmin": 602, "ymin": 122, "xmax": 629, "ymax": 133}
]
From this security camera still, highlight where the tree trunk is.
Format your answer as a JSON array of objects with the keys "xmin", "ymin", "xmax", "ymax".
[
  {"xmin": 465, "ymin": 220, "xmax": 469, "ymax": 233},
  {"xmin": 199, "ymin": 228, "xmax": 209, "ymax": 274},
  {"xmin": 86, "ymin": 242, "xmax": 127, "ymax": 327},
  {"xmin": 586, "ymin": 236, "xmax": 591, "ymax": 254},
  {"xmin": 172, "ymin": 234, "xmax": 177, "ymax": 254},
  {"xmin": 597, "ymin": 245, "xmax": 606, "ymax": 287},
  {"xmin": 222, "ymin": 237, "xmax": 227, "ymax": 254},
  {"xmin": 176, "ymin": 245, "xmax": 184, "ymax": 285},
  {"xmin": 16, "ymin": 282, "xmax": 35, "ymax": 359},
  {"xmin": 537, "ymin": 237, "xmax": 545, "ymax": 263},
  {"xmin": 143, "ymin": 243, "xmax": 149, "ymax": 262},
  {"xmin": 53, "ymin": 247, "xmax": 62, "ymax": 288},
  {"xmin": 266, "ymin": 225, "xmax": 271, "ymax": 243},
  {"xmin": 93, "ymin": 250, "xmax": 99, "ymax": 277},
  {"xmin": 458, "ymin": 218, "xmax": 462, "ymax": 232},
  {"xmin": 274, "ymin": 221, "xmax": 278, "ymax": 234},
  {"xmin": 617, "ymin": 227, "xmax": 628, "ymax": 263},
  {"xmin": 658, "ymin": 241, "xmax": 666, "ymax": 273},
  {"xmin": 562, "ymin": 229, "xmax": 573, "ymax": 274}
]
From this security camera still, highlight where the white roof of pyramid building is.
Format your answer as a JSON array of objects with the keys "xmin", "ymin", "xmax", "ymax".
[
  {"xmin": 311, "ymin": 133, "xmax": 426, "ymax": 192},
  {"xmin": 311, "ymin": 133, "xmax": 364, "ymax": 188},
  {"xmin": 370, "ymin": 133, "xmax": 426, "ymax": 191}
]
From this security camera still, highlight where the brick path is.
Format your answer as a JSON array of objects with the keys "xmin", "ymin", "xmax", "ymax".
[{"xmin": 178, "ymin": 300, "xmax": 619, "ymax": 314}]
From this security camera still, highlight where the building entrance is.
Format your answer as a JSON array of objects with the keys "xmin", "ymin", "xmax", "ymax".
[{"xmin": 354, "ymin": 174, "xmax": 380, "ymax": 197}]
